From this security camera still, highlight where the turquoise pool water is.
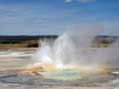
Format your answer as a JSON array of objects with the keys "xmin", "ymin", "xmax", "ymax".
[{"xmin": 41, "ymin": 69, "xmax": 81, "ymax": 80}]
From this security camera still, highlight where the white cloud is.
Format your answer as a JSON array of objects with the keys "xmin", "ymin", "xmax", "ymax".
[
  {"xmin": 78, "ymin": 0, "xmax": 96, "ymax": 3},
  {"xmin": 64, "ymin": 0, "xmax": 73, "ymax": 3},
  {"xmin": 64, "ymin": 0, "xmax": 96, "ymax": 3}
]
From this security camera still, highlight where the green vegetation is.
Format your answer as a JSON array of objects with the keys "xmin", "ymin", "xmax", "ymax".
[
  {"xmin": 0, "ymin": 40, "xmax": 39, "ymax": 49},
  {"xmin": 0, "ymin": 44, "xmax": 27, "ymax": 49}
]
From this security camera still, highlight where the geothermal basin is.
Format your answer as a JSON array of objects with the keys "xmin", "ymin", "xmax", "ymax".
[
  {"xmin": 0, "ymin": 48, "xmax": 119, "ymax": 87},
  {"xmin": 0, "ymin": 28, "xmax": 119, "ymax": 88}
]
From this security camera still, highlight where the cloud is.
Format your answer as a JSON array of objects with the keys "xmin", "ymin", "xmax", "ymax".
[
  {"xmin": 78, "ymin": 0, "xmax": 96, "ymax": 3},
  {"xmin": 64, "ymin": 0, "xmax": 73, "ymax": 3},
  {"xmin": 64, "ymin": 0, "xmax": 96, "ymax": 3}
]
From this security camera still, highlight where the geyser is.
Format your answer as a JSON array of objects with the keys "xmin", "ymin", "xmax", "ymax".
[{"xmin": 32, "ymin": 25, "xmax": 119, "ymax": 73}]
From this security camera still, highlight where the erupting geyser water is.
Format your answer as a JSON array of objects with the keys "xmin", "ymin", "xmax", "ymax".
[{"xmin": 33, "ymin": 25, "xmax": 119, "ymax": 73}]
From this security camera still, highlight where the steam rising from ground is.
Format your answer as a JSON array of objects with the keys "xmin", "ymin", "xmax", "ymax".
[{"xmin": 33, "ymin": 25, "xmax": 119, "ymax": 72}]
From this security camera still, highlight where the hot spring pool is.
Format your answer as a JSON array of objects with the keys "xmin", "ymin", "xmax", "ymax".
[
  {"xmin": 41, "ymin": 69, "xmax": 119, "ymax": 85},
  {"xmin": 41, "ymin": 69, "xmax": 81, "ymax": 80}
]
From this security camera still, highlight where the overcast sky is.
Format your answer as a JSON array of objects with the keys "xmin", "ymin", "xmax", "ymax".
[{"xmin": 0, "ymin": 0, "xmax": 119, "ymax": 35}]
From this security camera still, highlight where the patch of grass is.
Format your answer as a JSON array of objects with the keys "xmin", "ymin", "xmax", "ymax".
[{"xmin": 0, "ymin": 44, "xmax": 28, "ymax": 49}]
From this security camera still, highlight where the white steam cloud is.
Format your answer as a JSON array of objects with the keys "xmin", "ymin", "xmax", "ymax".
[{"xmin": 33, "ymin": 24, "xmax": 119, "ymax": 70}]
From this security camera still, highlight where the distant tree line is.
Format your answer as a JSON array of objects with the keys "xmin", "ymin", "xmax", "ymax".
[{"xmin": 0, "ymin": 35, "xmax": 118, "ymax": 49}]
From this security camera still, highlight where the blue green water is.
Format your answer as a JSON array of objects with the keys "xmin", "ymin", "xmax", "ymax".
[{"xmin": 41, "ymin": 69, "xmax": 81, "ymax": 80}]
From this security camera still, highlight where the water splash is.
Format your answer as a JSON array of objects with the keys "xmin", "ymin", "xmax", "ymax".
[{"xmin": 33, "ymin": 25, "xmax": 119, "ymax": 72}]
